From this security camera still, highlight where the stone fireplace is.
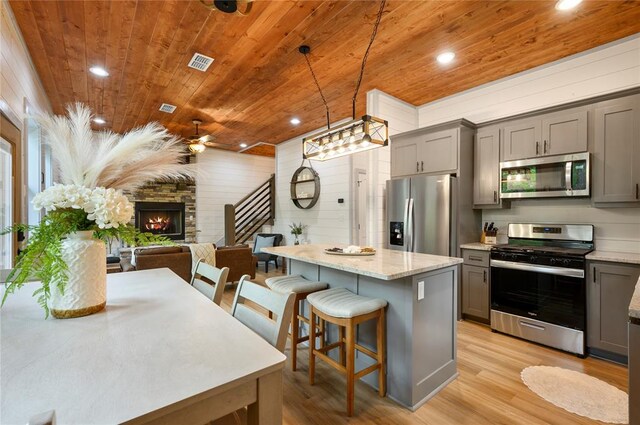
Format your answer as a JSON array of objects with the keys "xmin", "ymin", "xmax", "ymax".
[
  {"xmin": 124, "ymin": 179, "xmax": 196, "ymax": 243},
  {"xmin": 135, "ymin": 202, "xmax": 185, "ymax": 240}
]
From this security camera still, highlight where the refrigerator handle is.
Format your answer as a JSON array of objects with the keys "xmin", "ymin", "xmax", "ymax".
[
  {"xmin": 408, "ymin": 198, "xmax": 415, "ymax": 252},
  {"xmin": 403, "ymin": 198, "xmax": 409, "ymax": 251}
]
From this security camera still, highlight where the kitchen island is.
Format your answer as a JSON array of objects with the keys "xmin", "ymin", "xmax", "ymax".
[{"xmin": 262, "ymin": 244, "xmax": 463, "ymax": 410}]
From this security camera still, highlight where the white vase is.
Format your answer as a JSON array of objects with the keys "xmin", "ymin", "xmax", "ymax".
[{"xmin": 49, "ymin": 231, "xmax": 107, "ymax": 319}]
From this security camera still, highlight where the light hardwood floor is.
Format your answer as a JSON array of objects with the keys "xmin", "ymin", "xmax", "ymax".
[{"xmin": 219, "ymin": 269, "xmax": 628, "ymax": 425}]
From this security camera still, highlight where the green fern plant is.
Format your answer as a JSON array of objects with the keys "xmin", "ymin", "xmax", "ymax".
[{"xmin": 2, "ymin": 210, "xmax": 171, "ymax": 317}]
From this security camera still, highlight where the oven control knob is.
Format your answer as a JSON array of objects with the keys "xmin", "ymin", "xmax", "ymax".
[
  {"xmin": 529, "ymin": 255, "xmax": 538, "ymax": 263},
  {"xmin": 562, "ymin": 259, "xmax": 571, "ymax": 267},
  {"xmin": 550, "ymin": 258, "xmax": 558, "ymax": 265},
  {"xmin": 509, "ymin": 254, "xmax": 518, "ymax": 261}
]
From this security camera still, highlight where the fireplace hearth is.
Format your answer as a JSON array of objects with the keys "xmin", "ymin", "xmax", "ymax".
[{"xmin": 134, "ymin": 202, "xmax": 185, "ymax": 240}]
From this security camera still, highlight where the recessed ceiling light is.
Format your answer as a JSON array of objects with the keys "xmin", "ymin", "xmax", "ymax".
[
  {"xmin": 92, "ymin": 117, "xmax": 106, "ymax": 124},
  {"xmin": 436, "ymin": 52, "xmax": 455, "ymax": 65},
  {"xmin": 555, "ymin": 0, "xmax": 582, "ymax": 10},
  {"xmin": 240, "ymin": 143, "xmax": 248, "ymax": 148},
  {"xmin": 89, "ymin": 66, "xmax": 109, "ymax": 77},
  {"xmin": 290, "ymin": 118, "xmax": 301, "ymax": 125}
]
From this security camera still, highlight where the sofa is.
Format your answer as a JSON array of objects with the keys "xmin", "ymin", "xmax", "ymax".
[{"xmin": 123, "ymin": 245, "xmax": 257, "ymax": 283}]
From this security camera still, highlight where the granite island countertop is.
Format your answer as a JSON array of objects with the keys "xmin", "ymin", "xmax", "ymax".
[
  {"xmin": 262, "ymin": 244, "xmax": 462, "ymax": 281},
  {"xmin": 630, "ymin": 276, "xmax": 640, "ymax": 323}
]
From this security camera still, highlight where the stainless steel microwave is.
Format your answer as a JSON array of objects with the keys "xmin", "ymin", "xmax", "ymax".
[{"xmin": 500, "ymin": 152, "xmax": 589, "ymax": 199}]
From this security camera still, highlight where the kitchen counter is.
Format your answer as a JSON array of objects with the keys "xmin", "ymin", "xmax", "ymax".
[
  {"xmin": 264, "ymin": 244, "xmax": 461, "ymax": 411},
  {"xmin": 460, "ymin": 242, "xmax": 494, "ymax": 252},
  {"xmin": 586, "ymin": 250, "xmax": 640, "ymax": 265},
  {"xmin": 630, "ymin": 276, "xmax": 640, "ymax": 322},
  {"xmin": 262, "ymin": 244, "xmax": 462, "ymax": 280}
]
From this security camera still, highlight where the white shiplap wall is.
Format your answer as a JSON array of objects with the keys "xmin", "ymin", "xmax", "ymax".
[
  {"xmin": 271, "ymin": 120, "xmax": 353, "ymax": 246},
  {"xmin": 416, "ymin": 34, "xmax": 640, "ymax": 253},
  {"xmin": 1, "ymin": 1, "xmax": 51, "ymax": 121},
  {"xmin": 418, "ymin": 34, "xmax": 640, "ymax": 127},
  {"xmin": 272, "ymin": 90, "xmax": 418, "ymax": 247},
  {"xmin": 195, "ymin": 149, "xmax": 275, "ymax": 243},
  {"xmin": 1, "ymin": 1, "xmax": 52, "ymax": 223}
]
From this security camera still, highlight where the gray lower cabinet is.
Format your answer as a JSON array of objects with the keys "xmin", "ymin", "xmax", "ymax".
[
  {"xmin": 461, "ymin": 249, "xmax": 490, "ymax": 322},
  {"xmin": 462, "ymin": 264, "xmax": 489, "ymax": 320},
  {"xmin": 592, "ymin": 95, "xmax": 640, "ymax": 204},
  {"xmin": 473, "ymin": 127, "xmax": 500, "ymax": 207},
  {"xmin": 630, "ymin": 321, "xmax": 640, "ymax": 424},
  {"xmin": 587, "ymin": 262, "xmax": 640, "ymax": 356}
]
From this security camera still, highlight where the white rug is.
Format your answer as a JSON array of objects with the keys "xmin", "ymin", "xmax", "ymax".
[{"xmin": 521, "ymin": 366, "xmax": 628, "ymax": 424}]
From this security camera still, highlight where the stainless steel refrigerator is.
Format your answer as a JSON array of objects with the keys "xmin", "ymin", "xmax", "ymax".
[{"xmin": 386, "ymin": 174, "xmax": 457, "ymax": 257}]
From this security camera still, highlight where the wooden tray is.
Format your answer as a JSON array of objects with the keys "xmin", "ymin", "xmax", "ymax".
[{"xmin": 324, "ymin": 250, "xmax": 376, "ymax": 256}]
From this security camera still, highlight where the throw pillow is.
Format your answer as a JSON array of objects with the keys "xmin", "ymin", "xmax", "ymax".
[{"xmin": 253, "ymin": 235, "xmax": 276, "ymax": 253}]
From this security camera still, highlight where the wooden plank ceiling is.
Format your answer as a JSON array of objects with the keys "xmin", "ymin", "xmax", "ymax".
[{"xmin": 9, "ymin": 0, "xmax": 640, "ymax": 154}]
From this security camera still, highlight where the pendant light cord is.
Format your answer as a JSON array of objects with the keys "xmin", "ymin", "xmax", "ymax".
[
  {"xmin": 302, "ymin": 52, "xmax": 331, "ymax": 130},
  {"xmin": 352, "ymin": 0, "xmax": 386, "ymax": 119}
]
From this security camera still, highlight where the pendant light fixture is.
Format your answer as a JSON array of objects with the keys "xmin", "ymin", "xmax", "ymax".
[{"xmin": 302, "ymin": 0, "xmax": 388, "ymax": 161}]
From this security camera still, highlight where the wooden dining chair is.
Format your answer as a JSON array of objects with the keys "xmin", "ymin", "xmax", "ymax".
[
  {"xmin": 189, "ymin": 259, "xmax": 229, "ymax": 306},
  {"xmin": 230, "ymin": 275, "xmax": 295, "ymax": 353}
]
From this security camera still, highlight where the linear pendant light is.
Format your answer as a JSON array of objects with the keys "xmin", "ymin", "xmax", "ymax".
[{"xmin": 302, "ymin": 0, "xmax": 388, "ymax": 161}]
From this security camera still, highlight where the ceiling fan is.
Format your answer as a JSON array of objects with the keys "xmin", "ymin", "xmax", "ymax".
[{"xmin": 185, "ymin": 119, "xmax": 216, "ymax": 154}]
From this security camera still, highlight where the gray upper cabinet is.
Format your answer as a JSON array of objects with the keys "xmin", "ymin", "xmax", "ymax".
[
  {"xmin": 391, "ymin": 138, "xmax": 419, "ymax": 177},
  {"xmin": 419, "ymin": 128, "xmax": 458, "ymax": 174},
  {"xmin": 592, "ymin": 95, "xmax": 640, "ymax": 203},
  {"xmin": 587, "ymin": 262, "xmax": 640, "ymax": 356},
  {"xmin": 541, "ymin": 110, "xmax": 588, "ymax": 156},
  {"xmin": 501, "ymin": 109, "xmax": 587, "ymax": 161},
  {"xmin": 391, "ymin": 127, "xmax": 459, "ymax": 178},
  {"xmin": 474, "ymin": 127, "xmax": 500, "ymax": 206},
  {"xmin": 502, "ymin": 120, "xmax": 540, "ymax": 161}
]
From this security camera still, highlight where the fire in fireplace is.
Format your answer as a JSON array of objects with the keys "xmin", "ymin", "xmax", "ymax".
[{"xmin": 134, "ymin": 202, "xmax": 185, "ymax": 240}]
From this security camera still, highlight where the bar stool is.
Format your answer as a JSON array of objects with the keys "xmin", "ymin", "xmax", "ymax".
[
  {"xmin": 265, "ymin": 274, "xmax": 328, "ymax": 371},
  {"xmin": 307, "ymin": 287, "xmax": 387, "ymax": 416}
]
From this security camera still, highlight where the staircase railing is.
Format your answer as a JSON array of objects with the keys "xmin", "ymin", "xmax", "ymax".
[{"xmin": 224, "ymin": 174, "xmax": 275, "ymax": 246}]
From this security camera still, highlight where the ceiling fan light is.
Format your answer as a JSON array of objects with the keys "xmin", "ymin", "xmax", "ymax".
[{"xmin": 189, "ymin": 142, "xmax": 206, "ymax": 154}]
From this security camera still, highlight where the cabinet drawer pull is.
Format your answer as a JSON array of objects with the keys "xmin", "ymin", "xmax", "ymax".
[
  {"xmin": 483, "ymin": 270, "xmax": 487, "ymax": 283},
  {"xmin": 493, "ymin": 190, "xmax": 497, "ymax": 203},
  {"xmin": 543, "ymin": 140, "xmax": 547, "ymax": 154},
  {"xmin": 636, "ymin": 183, "xmax": 639, "ymax": 200},
  {"xmin": 536, "ymin": 142, "xmax": 539, "ymax": 155},
  {"xmin": 421, "ymin": 161, "xmax": 424, "ymax": 172},
  {"xmin": 469, "ymin": 255, "xmax": 483, "ymax": 261},
  {"xmin": 416, "ymin": 162, "xmax": 419, "ymax": 172},
  {"xmin": 593, "ymin": 268, "xmax": 597, "ymax": 283}
]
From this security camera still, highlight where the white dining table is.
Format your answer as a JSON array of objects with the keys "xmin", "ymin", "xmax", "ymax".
[{"xmin": 1, "ymin": 268, "xmax": 286, "ymax": 425}]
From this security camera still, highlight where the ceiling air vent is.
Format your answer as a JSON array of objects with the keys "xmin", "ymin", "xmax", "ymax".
[
  {"xmin": 188, "ymin": 53, "xmax": 214, "ymax": 72},
  {"xmin": 159, "ymin": 103, "xmax": 177, "ymax": 113}
]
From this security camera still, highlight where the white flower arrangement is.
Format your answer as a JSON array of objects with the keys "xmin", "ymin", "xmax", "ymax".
[
  {"xmin": 2, "ymin": 103, "xmax": 195, "ymax": 316},
  {"xmin": 33, "ymin": 184, "xmax": 133, "ymax": 229}
]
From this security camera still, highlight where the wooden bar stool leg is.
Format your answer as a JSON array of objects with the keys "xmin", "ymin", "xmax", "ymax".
[
  {"xmin": 346, "ymin": 320, "xmax": 356, "ymax": 417},
  {"xmin": 318, "ymin": 314, "xmax": 325, "ymax": 349},
  {"xmin": 377, "ymin": 309, "xmax": 386, "ymax": 397},
  {"xmin": 339, "ymin": 325, "xmax": 346, "ymax": 366},
  {"xmin": 291, "ymin": 297, "xmax": 300, "ymax": 371},
  {"xmin": 309, "ymin": 307, "xmax": 317, "ymax": 385}
]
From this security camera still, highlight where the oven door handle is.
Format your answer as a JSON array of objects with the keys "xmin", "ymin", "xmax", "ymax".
[{"xmin": 490, "ymin": 259, "xmax": 584, "ymax": 278}]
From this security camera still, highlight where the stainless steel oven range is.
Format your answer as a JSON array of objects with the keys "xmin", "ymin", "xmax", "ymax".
[{"xmin": 490, "ymin": 223, "xmax": 594, "ymax": 356}]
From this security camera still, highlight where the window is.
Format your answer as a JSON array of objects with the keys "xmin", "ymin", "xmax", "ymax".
[{"xmin": 0, "ymin": 137, "xmax": 12, "ymax": 268}]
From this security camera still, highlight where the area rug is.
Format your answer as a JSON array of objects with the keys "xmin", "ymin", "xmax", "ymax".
[{"xmin": 521, "ymin": 366, "xmax": 628, "ymax": 424}]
